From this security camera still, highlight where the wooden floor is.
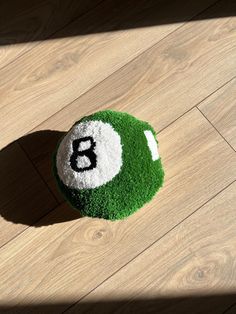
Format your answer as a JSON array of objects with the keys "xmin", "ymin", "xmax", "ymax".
[{"xmin": 0, "ymin": 0, "xmax": 236, "ymax": 313}]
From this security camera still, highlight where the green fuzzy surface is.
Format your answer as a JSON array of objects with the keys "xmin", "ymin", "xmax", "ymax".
[{"xmin": 53, "ymin": 110, "xmax": 164, "ymax": 220}]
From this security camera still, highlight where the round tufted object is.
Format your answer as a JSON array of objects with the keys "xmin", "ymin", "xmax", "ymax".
[{"xmin": 53, "ymin": 110, "xmax": 164, "ymax": 220}]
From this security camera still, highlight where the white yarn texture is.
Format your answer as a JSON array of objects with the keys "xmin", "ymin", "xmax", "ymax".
[
  {"xmin": 144, "ymin": 130, "xmax": 160, "ymax": 161},
  {"xmin": 56, "ymin": 121, "xmax": 123, "ymax": 189}
]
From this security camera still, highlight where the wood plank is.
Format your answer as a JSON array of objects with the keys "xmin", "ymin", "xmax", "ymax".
[
  {"xmin": 0, "ymin": 0, "xmax": 218, "ymax": 149},
  {"xmin": 0, "ymin": 142, "xmax": 57, "ymax": 246},
  {"xmin": 0, "ymin": 0, "xmax": 103, "ymax": 69},
  {"xmin": 70, "ymin": 182, "xmax": 236, "ymax": 314},
  {"xmin": 0, "ymin": 109, "xmax": 235, "ymax": 312},
  {"xmin": 33, "ymin": 0, "xmax": 236, "ymax": 136},
  {"xmin": 198, "ymin": 78, "xmax": 236, "ymax": 150}
]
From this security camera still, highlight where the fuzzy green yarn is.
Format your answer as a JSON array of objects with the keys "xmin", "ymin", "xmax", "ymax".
[{"xmin": 53, "ymin": 110, "xmax": 164, "ymax": 220}]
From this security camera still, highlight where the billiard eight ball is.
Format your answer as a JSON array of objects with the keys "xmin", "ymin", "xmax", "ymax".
[{"xmin": 54, "ymin": 110, "xmax": 164, "ymax": 220}]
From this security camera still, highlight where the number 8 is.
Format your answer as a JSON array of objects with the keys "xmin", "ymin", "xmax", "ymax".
[{"xmin": 70, "ymin": 137, "xmax": 97, "ymax": 172}]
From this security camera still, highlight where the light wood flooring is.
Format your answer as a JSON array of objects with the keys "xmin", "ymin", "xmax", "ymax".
[{"xmin": 0, "ymin": 0, "xmax": 236, "ymax": 313}]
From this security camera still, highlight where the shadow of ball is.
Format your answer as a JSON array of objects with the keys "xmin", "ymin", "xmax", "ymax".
[{"xmin": 0, "ymin": 130, "xmax": 80, "ymax": 228}]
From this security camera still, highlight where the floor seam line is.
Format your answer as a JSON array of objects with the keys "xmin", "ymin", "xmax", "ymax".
[
  {"xmin": 0, "ymin": 0, "xmax": 106, "ymax": 73},
  {"xmin": 62, "ymin": 180, "xmax": 236, "ymax": 313},
  {"xmin": 0, "ymin": 203, "xmax": 59, "ymax": 251},
  {"xmin": 17, "ymin": 141, "xmax": 59, "ymax": 204},
  {"xmin": 222, "ymin": 301, "xmax": 236, "ymax": 314},
  {"xmin": 157, "ymin": 76, "xmax": 236, "ymax": 135},
  {"xmin": 197, "ymin": 107, "xmax": 236, "ymax": 152},
  {"xmin": 26, "ymin": 0, "xmax": 221, "ymax": 135}
]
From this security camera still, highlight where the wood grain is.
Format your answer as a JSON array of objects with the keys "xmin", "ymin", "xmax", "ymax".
[
  {"xmin": 0, "ymin": 142, "xmax": 57, "ymax": 246},
  {"xmin": 0, "ymin": 0, "xmax": 219, "ymax": 149},
  {"xmin": 0, "ymin": 0, "xmax": 103, "ymax": 69},
  {"xmin": 198, "ymin": 78, "xmax": 236, "ymax": 150},
  {"xmin": 70, "ymin": 182, "xmax": 236, "ymax": 314},
  {"xmin": 0, "ymin": 109, "xmax": 235, "ymax": 312},
  {"xmin": 34, "ymin": 0, "xmax": 236, "ymax": 136},
  {"xmin": 23, "ymin": 2, "xmax": 236, "ymax": 202}
]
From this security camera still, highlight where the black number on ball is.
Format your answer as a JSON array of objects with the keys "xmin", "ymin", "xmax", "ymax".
[{"xmin": 70, "ymin": 137, "xmax": 97, "ymax": 172}]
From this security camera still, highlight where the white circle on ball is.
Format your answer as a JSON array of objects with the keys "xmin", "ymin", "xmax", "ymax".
[{"xmin": 56, "ymin": 120, "xmax": 123, "ymax": 189}]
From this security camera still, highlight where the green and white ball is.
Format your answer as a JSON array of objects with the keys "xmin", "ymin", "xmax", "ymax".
[{"xmin": 54, "ymin": 110, "xmax": 164, "ymax": 220}]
